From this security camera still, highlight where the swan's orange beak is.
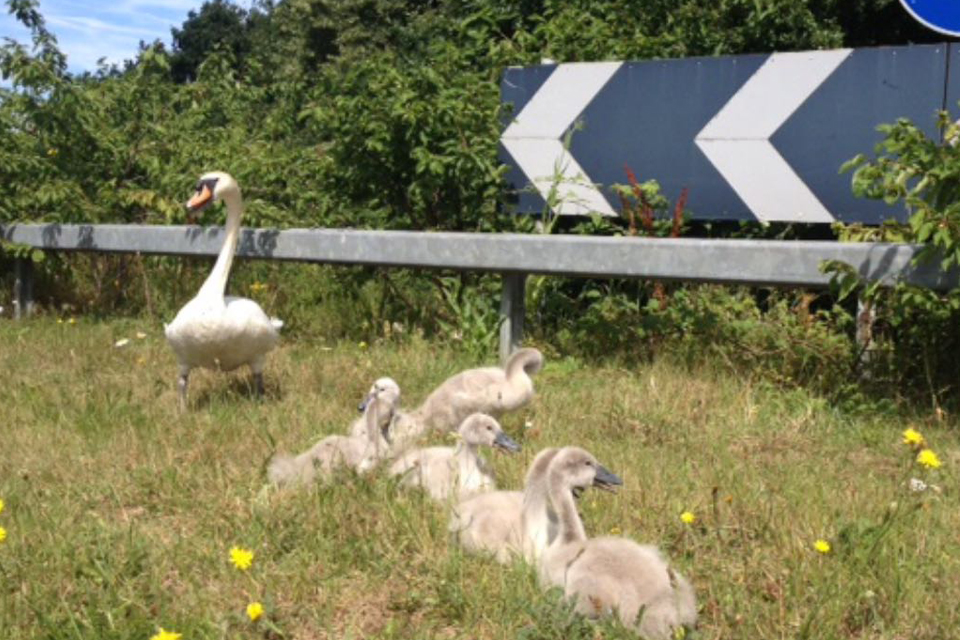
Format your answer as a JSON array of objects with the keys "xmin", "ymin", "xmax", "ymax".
[{"xmin": 186, "ymin": 184, "xmax": 213, "ymax": 214}]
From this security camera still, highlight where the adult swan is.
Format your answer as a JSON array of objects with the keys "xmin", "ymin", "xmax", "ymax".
[{"xmin": 165, "ymin": 171, "xmax": 283, "ymax": 410}]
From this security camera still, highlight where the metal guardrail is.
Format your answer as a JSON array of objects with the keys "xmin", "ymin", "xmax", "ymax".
[{"xmin": 3, "ymin": 223, "xmax": 956, "ymax": 359}]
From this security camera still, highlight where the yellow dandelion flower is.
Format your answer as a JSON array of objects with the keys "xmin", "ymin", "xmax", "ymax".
[
  {"xmin": 0, "ymin": 498, "xmax": 4, "ymax": 515},
  {"xmin": 916, "ymin": 448, "xmax": 942, "ymax": 469},
  {"xmin": 902, "ymin": 428, "xmax": 924, "ymax": 447},
  {"xmin": 57, "ymin": 318, "xmax": 63, "ymax": 324},
  {"xmin": 246, "ymin": 601, "xmax": 264, "ymax": 622},
  {"xmin": 149, "ymin": 628, "xmax": 182, "ymax": 640},
  {"xmin": 813, "ymin": 539, "xmax": 831, "ymax": 554},
  {"xmin": 680, "ymin": 511, "xmax": 696, "ymax": 525},
  {"xmin": 68, "ymin": 317, "xmax": 76, "ymax": 325},
  {"xmin": 358, "ymin": 341, "xmax": 368, "ymax": 349},
  {"xmin": 0, "ymin": 526, "xmax": 7, "ymax": 543},
  {"xmin": 229, "ymin": 546, "xmax": 254, "ymax": 570},
  {"xmin": 609, "ymin": 526, "xmax": 622, "ymax": 535}
]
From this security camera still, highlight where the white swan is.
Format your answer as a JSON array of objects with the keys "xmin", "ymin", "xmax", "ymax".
[
  {"xmin": 389, "ymin": 413, "xmax": 520, "ymax": 502},
  {"xmin": 164, "ymin": 171, "xmax": 283, "ymax": 410},
  {"xmin": 267, "ymin": 380, "xmax": 401, "ymax": 486},
  {"xmin": 416, "ymin": 347, "xmax": 544, "ymax": 433},
  {"xmin": 448, "ymin": 446, "xmax": 559, "ymax": 564},
  {"xmin": 539, "ymin": 447, "xmax": 697, "ymax": 640}
]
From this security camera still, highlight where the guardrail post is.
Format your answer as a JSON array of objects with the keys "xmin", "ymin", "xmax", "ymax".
[
  {"xmin": 499, "ymin": 272, "xmax": 527, "ymax": 363},
  {"xmin": 14, "ymin": 257, "xmax": 35, "ymax": 319},
  {"xmin": 856, "ymin": 296, "xmax": 876, "ymax": 376}
]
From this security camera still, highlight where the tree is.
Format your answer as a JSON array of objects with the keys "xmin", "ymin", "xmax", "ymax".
[{"xmin": 169, "ymin": 0, "xmax": 252, "ymax": 83}]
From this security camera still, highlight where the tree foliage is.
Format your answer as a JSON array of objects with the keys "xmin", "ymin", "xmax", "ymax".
[
  {"xmin": 823, "ymin": 113, "xmax": 960, "ymax": 408},
  {"xmin": 170, "ymin": 0, "xmax": 254, "ymax": 82},
  {"xmin": 1, "ymin": 0, "xmax": 938, "ymax": 230}
]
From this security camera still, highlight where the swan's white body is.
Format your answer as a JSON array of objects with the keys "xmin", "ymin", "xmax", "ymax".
[
  {"xmin": 389, "ymin": 413, "xmax": 519, "ymax": 502},
  {"xmin": 164, "ymin": 172, "xmax": 282, "ymax": 409},
  {"xmin": 538, "ymin": 447, "xmax": 697, "ymax": 640},
  {"xmin": 166, "ymin": 295, "xmax": 281, "ymax": 371}
]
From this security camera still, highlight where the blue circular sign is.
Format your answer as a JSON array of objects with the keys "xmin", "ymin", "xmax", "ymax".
[{"xmin": 899, "ymin": 0, "xmax": 960, "ymax": 37}]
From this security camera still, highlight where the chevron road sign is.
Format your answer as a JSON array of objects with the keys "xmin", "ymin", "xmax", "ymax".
[{"xmin": 500, "ymin": 43, "xmax": 957, "ymax": 224}]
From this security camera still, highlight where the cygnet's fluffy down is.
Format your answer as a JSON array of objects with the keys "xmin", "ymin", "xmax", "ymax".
[
  {"xmin": 449, "ymin": 491, "xmax": 524, "ymax": 564},
  {"xmin": 416, "ymin": 347, "xmax": 543, "ymax": 433},
  {"xmin": 389, "ymin": 413, "xmax": 520, "ymax": 501},
  {"xmin": 348, "ymin": 377, "xmax": 402, "ymax": 452},
  {"xmin": 448, "ymin": 446, "xmax": 559, "ymax": 563},
  {"xmin": 555, "ymin": 537, "xmax": 697, "ymax": 640},
  {"xmin": 348, "ymin": 349, "xmax": 543, "ymax": 454},
  {"xmin": 538, "ymin": 447, "xmax": 697, "ymax": 640},
  {"xmin": 268, "ymin": 379, "xmax": 400, "ymax": 486}
]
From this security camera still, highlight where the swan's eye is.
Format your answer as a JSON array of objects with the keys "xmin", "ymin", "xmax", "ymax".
[{"xmin": 486, "ymin": 425, "xmax": 493, "ymax": 431}]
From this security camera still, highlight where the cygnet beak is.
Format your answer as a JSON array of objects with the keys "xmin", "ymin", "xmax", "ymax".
[
  {"xmin": 493, "ymin": 431, "xmax": 521, "ymax": 453},
  {"xmin": 358, "ymin": 392, "xmax": 373, "ymax": 413},
  {"xmin": 592, "ymin": 464, "xmax": 623, "ymax": 493}
]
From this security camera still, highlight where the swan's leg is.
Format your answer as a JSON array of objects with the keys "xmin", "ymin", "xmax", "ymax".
[
  {"xmin": 177, "ymin": 365, "xmax": 191, "ymax": 412},
  {"xmin": 251, "ymin": 357, "xmax": 266, "ymax": 398}
]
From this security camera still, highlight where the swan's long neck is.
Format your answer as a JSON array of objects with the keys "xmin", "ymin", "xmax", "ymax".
[
  {"xmin": 197, "ymin": 190, "xmax": 243, "ymax": 300},
  {"xmin": 523, "ymin": 462, "xmax": 551, "ymax": 521},
  {"xmin": 365, "ymin": 397, "xmax": 385, "ymax": 458},
  {"xmin": 505, "ymin": 348, "xmax": 542, "ymax": 380},
  {"xmin": 455, "ymin": 442, "xmax": 481, "ymax": 470},
  {"xmin": 520, "ymin": 448, "xmax": 559, "ymax": 557},
  {"xmin": 549, "ymin": 472, "xmax": 587, "ymax": 545}
]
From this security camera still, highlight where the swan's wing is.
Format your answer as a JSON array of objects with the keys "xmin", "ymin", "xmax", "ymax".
[{"xmin": 223, "ymin": 296, "xmax": 273, "ymax": 323}]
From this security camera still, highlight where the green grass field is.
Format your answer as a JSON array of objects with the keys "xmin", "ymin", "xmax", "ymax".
[{"xmin": 1, "ymin": 317, "xmax": 957, "ymax": 639}]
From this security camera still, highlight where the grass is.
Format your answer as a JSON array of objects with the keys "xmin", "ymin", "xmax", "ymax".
[{"xmin": 0, "ymin": 316, "xmax": 958, "ymax": 639}]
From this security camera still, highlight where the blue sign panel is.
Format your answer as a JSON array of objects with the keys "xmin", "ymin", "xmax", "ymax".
[
  {"xmin": 899, "ymin": 0, "xmax": 960, "ymax": 37},
  {"xmin": 500, "ymin": 44, "xmax": 951, "ymax": 225}
]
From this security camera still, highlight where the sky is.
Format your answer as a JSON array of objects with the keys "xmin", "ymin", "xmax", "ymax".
[{"xmin": 0, "ymin": 0, "xmax": 254, "ymax": 75}]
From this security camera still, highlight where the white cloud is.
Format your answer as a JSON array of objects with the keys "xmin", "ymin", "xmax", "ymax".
[{"xmin": 46, "ymin": 15, "xmax": 161, "ymax": 39}]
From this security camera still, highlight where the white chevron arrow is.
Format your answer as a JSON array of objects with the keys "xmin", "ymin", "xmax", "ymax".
[
  {"xmin": 695, "ymin": 49, "xmax": 852, "ymax": 223},
  {"xmin": 502, "ymin": 62, "xmax": 621, "ymax": 217}
]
